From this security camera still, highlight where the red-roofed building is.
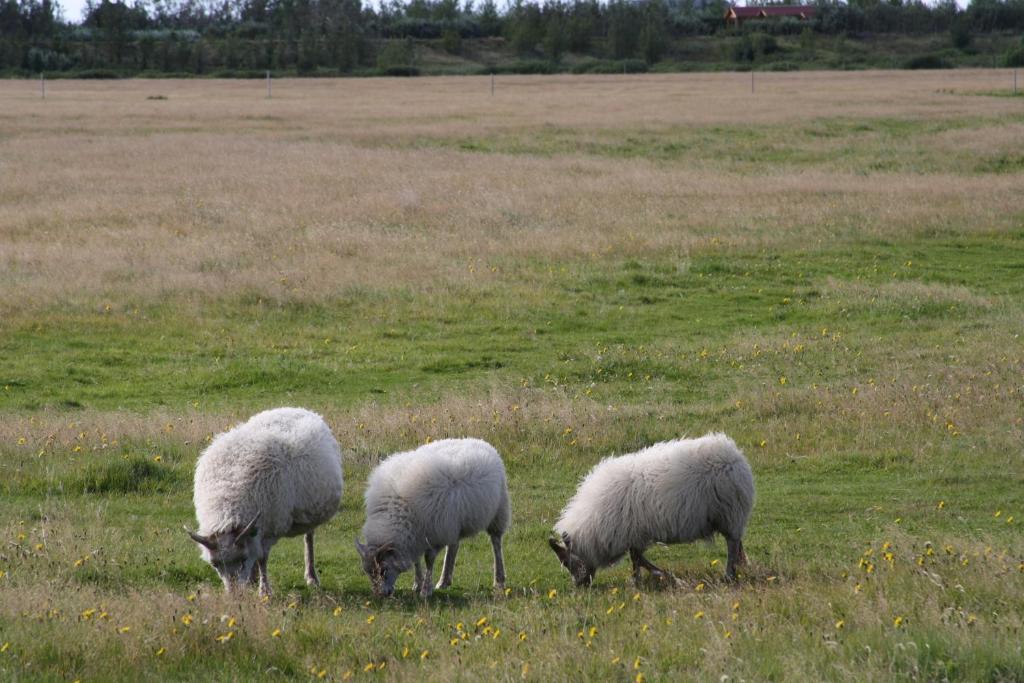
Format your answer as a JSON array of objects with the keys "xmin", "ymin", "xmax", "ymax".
[{"xmin": 725, "ymin": 5, "xmax": 818, "ymax": 26}]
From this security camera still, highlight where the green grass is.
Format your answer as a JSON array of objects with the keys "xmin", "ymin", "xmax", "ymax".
[
  {"xmin": 2, "ymin": 232, "xmax": 1022, "ymax": 680},
  {"xmin": 2, "ymin": 94, "xmax": 1023, "ymax": 681},
  {"xmin": 3, "ymin": 235, "xmax": 1022, "ymax": 413}
]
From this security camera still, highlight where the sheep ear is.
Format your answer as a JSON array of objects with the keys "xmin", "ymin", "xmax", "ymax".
[
  {"xmin": 355, "ymin": 538, "xmax": 368, "ymax": 558},
  {"xmin": 184, "ymin": 525, "xmax": 217, "ymax": 551},
  {"xmin": 233, "ymin": 513, "xmax": 261, "ymax": 547}
]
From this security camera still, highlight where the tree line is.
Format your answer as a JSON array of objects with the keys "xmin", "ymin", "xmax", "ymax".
[{"xmin": 2, "ymin": 0, "xmax": 1024, "ymax": 75}]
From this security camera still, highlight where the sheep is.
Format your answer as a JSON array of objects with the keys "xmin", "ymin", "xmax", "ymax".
[
  {"xmin": 184, "ymin": 407, "xmax": 343, "ymax": 597},
  {"xmin": 548, "ymin": 433, "xmax": 753, "ymax": 587},
  {"xmin": 355, "ymin": 438, "xmax": 510, "ymax": 598}
]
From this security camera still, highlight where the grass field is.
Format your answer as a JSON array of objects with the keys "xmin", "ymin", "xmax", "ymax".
[{"xmin": 1, "ymin": 71, "xmax": 1023, "ymax": 681}]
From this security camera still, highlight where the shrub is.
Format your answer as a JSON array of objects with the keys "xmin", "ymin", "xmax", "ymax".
[
  {"xmin": 950, "ymin": 21, "xmax": 972, "ymax": 50},
  {"xmin": 377, "ymin": 38, "xmax": 415, "ymax": 72},
  {"xmin": 380, "ymin": 65, "xmax": 420, "ymax": 76},
  {"xmin": 570, "ymin": 59, "xmax": 648, "ymax": 74},
  {"xmin": 764, "ymin": 60, "xmax": 800, "ymax": 71},
  {"xmin": 491, "ymin": 60, "xmax": 557, "ymax": 74},
  {"xmin": 1005, "ymin": 47, "xmax": 1024, "ymax": 68},
  {"xmin": 72, "ymin": 69, "xmax": 122, "ymax": 79},
  {"xmin": 440, "ymin": 27, "xmax": 462, "ymax": 54},
  {"xmin": 904, "ymin": 54, "xmax": 952, "ymax": 70},
  {"xmin": 732, "ymin": 35, "xmax": 755, "ymax": 62},
  {"xmin": 751, "ymin": 33, "xmax": 780, "ymax": 56}
]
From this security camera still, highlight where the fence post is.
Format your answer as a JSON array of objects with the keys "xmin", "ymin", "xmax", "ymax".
[
  {"xmin": 40, "ymin": 72, "xmax": 45, "ymax": 99},
  {"xmin": 751, "ymin": 70, "xmax": 754, "ymax": 94},
  {"xmin": 491, "ymin": 72, "xmax": 494, "ymax": 96},
  {"xmin": 266, "ymin": 70, "xmax": 271, "ymax": 99}
]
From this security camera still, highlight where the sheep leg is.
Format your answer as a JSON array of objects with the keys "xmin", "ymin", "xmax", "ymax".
[
  {"xmin": 630, "ymin": 548, "xmax": 673, "ymax": 583},
  {"xmin": 248, "ymin": 561, "xmax": 260, "ymax": 586},
  {"xmin": 257, "ymin": 554, "xmax": 272, "ymax": 598},
  {"xmin": 629, "ymin": 548, "xmax": 645, "ymax": 585},
  {"xmin": 726, "ymin": 538, "xmax": 747, "ymax": 581},
  {"xmin": 304, "ymin": 532, "xmax": 320, "ymax": 588},
  {"xmin": 413, "ymin": 560, "xmax": 424, "ymax": 593},
  {"xmin": 490, "ymin": 533, "xmax": 506, "ymax": 591},
  {"xmin": 420, "ymin": 549, "xmax": 438, "ymax": 598},
  {"xmin": 435, "ymin": 542, "xmax": 459, "ymax": 590}
]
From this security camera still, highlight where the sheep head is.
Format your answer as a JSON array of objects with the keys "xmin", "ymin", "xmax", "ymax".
[
  {"xmin": 356, "ymin": 539, "xmax": 402, "ymax": 598},
  {"xmin": 548, "ymin": 534, "xmax": 593, "ymax": 587},
  {"xmin": 185, "ymin": 512, "xmax": 262, "ymax": 592}
]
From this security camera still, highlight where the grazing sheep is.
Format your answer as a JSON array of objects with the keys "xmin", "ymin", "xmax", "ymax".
[
  {"xmin": 548, "ymin": 433, "xmax": 753, "ymax": 586},
  {"xmin": 356, "ymin": 438, "xmax": 510, "ymax": 598},
  {"xmin": 185, "ymin": 407, "xmax": 343, "ymax": 597}
]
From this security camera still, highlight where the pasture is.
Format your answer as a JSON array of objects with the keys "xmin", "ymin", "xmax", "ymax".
[{"xmin": 1, "ymin": 70, "xmax": 1023, "ymax": 681}]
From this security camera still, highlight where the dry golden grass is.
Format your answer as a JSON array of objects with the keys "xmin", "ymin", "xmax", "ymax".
[
  {"xmin": 2, "ymin": 72, "xmax": 1023, "ymax": 680},
  {"xmin": 2, "ymin": 71, "xmax": 1022, "ymax": 313}
]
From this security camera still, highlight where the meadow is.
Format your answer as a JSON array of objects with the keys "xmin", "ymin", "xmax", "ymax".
[{"xmin": 1, "ymin": 70, "xmax": 1022, "ymax": 681}]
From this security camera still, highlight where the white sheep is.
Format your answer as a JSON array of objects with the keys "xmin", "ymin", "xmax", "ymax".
[
  {"xmin": 548, "ymin": 433, "xmax": 754, "ymax": 586},
  {"xmin": 355, "ymin": 438, "xmax": 510, "ymax": 598},
  {"xmin": 185, "ymin": 407, "xmax": 343, "ymax": 597}
]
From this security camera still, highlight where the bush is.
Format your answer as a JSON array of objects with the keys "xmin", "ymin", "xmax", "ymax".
[
  {"xmin": 751, "ymin": 33, "xmax": 780, "ymax": 56},
  {"xmin": 764, "ymin": 60, "xmax": 800, "ymax": 71},
  {"xmin": 903, "ymin": 54, "xmax": 952, "ymax": 70},
  {"xmin": 72, "ymin": 69, "xmax": 123, "ymax": 79},
  {"xmin": 1005, "ymin": 48, "xmax": 1024, "ymax": 68},
  {"xmin": 440, "ymin": 27, "xmax": 462, "ymax": 54},
  {"xmin": 732, "ymin": 36, "xmax": 755, "ymax": 62},
  {"xmin": 374, "ymin": 38, "xmax": 413, "ymax": 72},
  {"xmin": 950, "ymin": 21, "xmax": 972, "ymax": 50},
  {"xmin": 208, "ymin": 69, "xmax": 269, "ymax": 78},
  {"xmin": 379, "ymin": 65, "xmax": 420, "ymax": 76},
  {"xmin": 490, "ymin": 60, "xmax": 557, "ymax": 74},
  {"xmin": 570, "ymin": 59, "xmax": 648, "ymax": 74}
]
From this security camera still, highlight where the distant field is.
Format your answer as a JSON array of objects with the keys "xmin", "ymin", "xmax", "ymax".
[{"xmin": 1, "ymin": 71, "xmax": 1022, "ymax": 681}]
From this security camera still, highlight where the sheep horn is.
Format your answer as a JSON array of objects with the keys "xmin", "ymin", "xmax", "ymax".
[
  {"xmin": 183, "ymin": 525, "xmax": 217, "ymax": 550},
  {"xmin": 233, "ymin": 512, "xmax": 261, "ymax": 547},
  {"xmin": 374, "ymin": 543, "xmax": 396, "ymax": 563}
]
